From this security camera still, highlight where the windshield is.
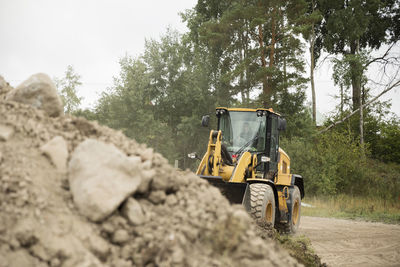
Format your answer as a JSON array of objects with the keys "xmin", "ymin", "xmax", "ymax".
[{"xmin": 220, "ymin": 111, "xmax": 266, "ymax": 154}]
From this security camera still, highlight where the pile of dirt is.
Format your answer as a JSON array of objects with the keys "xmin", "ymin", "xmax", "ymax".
[{"xmin": 0, "ymin": 75, "xmax": 301, "ymax": 266}]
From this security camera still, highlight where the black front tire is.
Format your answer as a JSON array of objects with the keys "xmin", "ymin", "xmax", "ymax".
[{"xmin": 249, "ymin": 183, "xmax": 276, "ymax": 226}]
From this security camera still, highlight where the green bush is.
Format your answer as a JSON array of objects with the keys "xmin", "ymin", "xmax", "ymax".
[
  {"xmin": 369, "ymin": 120, "xmax": 400, "ymax": 164},
  {"xmin": 363, "ymin": 159, "xmax": 400, "ymax": 201},
  {"xmin": 282, "ymin": 130, "xmax": 400, "ymax": 201},
  {"xmin": 282, "ymin": 131, "xmax": 367, "ymax": 196}
]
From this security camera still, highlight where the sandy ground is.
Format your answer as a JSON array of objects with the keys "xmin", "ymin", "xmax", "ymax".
[{"xmin": 298, "ymin": 216, "xmax": 400, "ymax": 267}]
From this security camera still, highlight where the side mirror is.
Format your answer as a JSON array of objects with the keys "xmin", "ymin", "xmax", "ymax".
[
  {"xmin": 201, "ymin": 115, "xmax": 210, "ymax": 127},
  {"xmin": 278, "ymin": 117, "xmax": 286, "ymax": 131}
]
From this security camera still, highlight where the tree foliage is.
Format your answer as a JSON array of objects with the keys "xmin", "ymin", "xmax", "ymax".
[
  {"xmin": 55, "ymin": 65, "xmax": 83, "ymax": 114},
  {"xmin": 317, "ymin": 0, "xmax": 399, "ymax": 110},
  {"xmin": 93, "ymin": 30, "xmax": 215, "ymax": 167},
  {"xmin": 74, "ymin": 0, "xmax": 400, "ymax": 199},
  {"xmin": 183, "ymin": 0, "xmax": 308, "ymax": 107}
]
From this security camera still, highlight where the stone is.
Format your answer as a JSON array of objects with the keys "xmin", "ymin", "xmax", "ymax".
[
  {"xmin": 165, "ymin": 194, "xmax": 178, "ymax": 206},
  {"xmin": 0, "ymin": 75, "xmax": 12, "ymax": 99},
  {"xmin": 68, "ymin": 139, "xmax": 142, "ymax": 222},
  {"xmin": 112, "ymin": 229, "xmax": 130, "ymax": 244},
  {"xmin": 171, "ymin": 246, "xmax": 185, "ymax": 264},
  {"xmin": 40, "ymin": 136, "xmax": 68, "ymax": 172},
  {"xmin": 5, "ymin": 73, "xmax": 63, "ymax": 117},
  {"xmin": 0, "ymin": 75, "xmax": 7, "ymax": 90},
  {"xmin": 101, "ymin": 222, "xmax": 115, "ymax": 235},
  {"xmin": 140, "ymin": 148, "xmax": 153, "ymax": 162},
  {"xmin": 120, "ymin": 245, "xmax": 132, "ymax": 260},
  {"xmin": 30, "ymin": 243, "xmax": 52, "ymax": 262},
  {"xmin": 121, "ymin": 198, "xmax": 146, "ymax": 226},
  {"xmin": 87, "ymin": 235, "xmax": 110, "ymax": 262},
  {"xmin": 153, "ymin": 152, "xmax": 168, "ymax": 166},
  {"xmin": 14, "ymin": 223, "xmax": 38, "ymax": 248},
  {"xmin": 136, "ymin": 169, "xmax": 155, "ymax": 194},
  {"xmin": 50, "ymin": 258, "xmax": 61, "ymax": 267},
  {"xmin": 141, "ymin": 160, "xmax": 152, "ymax": 170},
  {"xmin": 148, "ymin": 190, "xmax": 166, "ymax": 204},
  {"xmin": 151, "ymin": 175, "xmax": 169, "ymax": 191},
  {"xmin": 0, "ymin": 124, "xmax": 14, "ymax": 141},
  {"xmin": 4, "ymin": 250, "xmax": 42, "ymax": 267}
]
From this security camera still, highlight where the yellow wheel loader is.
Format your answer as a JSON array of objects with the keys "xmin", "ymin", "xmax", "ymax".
[{"xmin": 191, "ymin": 107, "xmax": 304, "ymax": 233}]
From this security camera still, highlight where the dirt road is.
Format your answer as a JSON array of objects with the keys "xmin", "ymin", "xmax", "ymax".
[{"xmin": 298, "ymin": 216, "xmax": 400, "ymax": 266}]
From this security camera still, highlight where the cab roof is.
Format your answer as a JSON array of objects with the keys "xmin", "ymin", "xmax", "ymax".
[{"xmin": 216, "ymin": 107, "xmax": 280, "ymax": 116}]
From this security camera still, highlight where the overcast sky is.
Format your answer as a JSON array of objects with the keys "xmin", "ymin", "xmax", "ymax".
[{"xmin": 1, "ymin": 0, "xmax": 399, "ymax": 119}]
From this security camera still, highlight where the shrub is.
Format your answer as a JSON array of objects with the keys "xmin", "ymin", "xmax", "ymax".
[{"xmin": 282, "ymin": 131, "xmax": 368, "ymax": 196}]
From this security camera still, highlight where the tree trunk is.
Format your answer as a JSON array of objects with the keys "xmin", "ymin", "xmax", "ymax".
[
  {"xmin": 310, "ymin": 2, "xmax": 317, "ymax": 125},
  {"xmin": 258, "ymin": 23, "xmax": 268, "ymax": 106},
  {"xmin": 350, "ymin": 42, "xmax": 361, "ymax": 111},
  {"xmin": 362, "ymin": 85, "xmax": 366, "ymax": 105},
  {"xmin": 310, "ymin": 34, "xmax": 316, "ymax": 125},
  {"xmin": 354, "ymin": 39, "xmax": 364, "ymax": 145},
  {"xmin": 340, "ymin": 84, "xmax": 344, "ymax": 115},
  {"xmin": 244, "ymin": 29, "xmax": 250, "ymax": 103},
  {"xmin": 359, "ymin": 102, "xmax": 364, "ymax": 145},
  {"xmin": 269, "ymin": 9, "xmax": 276, "ymax": 69},
  {"xmin": 284, "ymin": 54, "xmax": 287, "ymax": 90},
  {"xmin": 239, "ymin": 33, "xmax": 245, "ymax": 103},
  {"xmin": 240, "ymin": 89, "xmax": 245, "ymax": 104},
  {"xmin": 267, "ymin": 8, "xmax": 277, "ymax": 106},
  {"xmin": 359, "ymin": 66, "xmax": 364, "ymax": 146},
  {"xmin": 351, "ymin": 71, "xmax": 361, "ymax": 111}
]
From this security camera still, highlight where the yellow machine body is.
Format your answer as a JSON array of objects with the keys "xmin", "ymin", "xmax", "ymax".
[{"xmin": 195, "ymin": 107, "xmax": 304, "ymax": 229}]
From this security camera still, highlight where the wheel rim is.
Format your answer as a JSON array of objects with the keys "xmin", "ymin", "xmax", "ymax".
[
  {"xmin": 292, "ymin": 200, "xmax": 300, "ymax": 225},
  {"xmin": 265, "ymin": 201, "xmax": 273, "ymax": 223}
]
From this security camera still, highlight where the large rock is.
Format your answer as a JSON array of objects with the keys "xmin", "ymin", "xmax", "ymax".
[
  {"xmin": 68, "ymin": 139, "xmax": 142, "ymax": 222},
  {"xmin": 5, "ymin": 73, "xmax": 63, "ymax": 117},
  {"xmin": 40, "ymin": 136, "xmax": 68, "ymax": 172}
]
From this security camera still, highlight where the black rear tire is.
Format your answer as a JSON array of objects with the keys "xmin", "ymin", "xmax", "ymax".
[
  {"xmin": 289, "ymin": 186, "xmax": 301, "ymax": 233},
  {"xmin": 277, "ymin": 186, "xmax": 301, "ymax": 234},
  {"xmin": 249, "ymin": 183, "xmax": 275, "ymax": 226}
]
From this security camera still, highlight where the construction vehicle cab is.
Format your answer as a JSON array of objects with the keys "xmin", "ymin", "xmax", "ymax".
[{"xmin": 194, "ymin": 107, "xmax": 304, "ymax": 233}]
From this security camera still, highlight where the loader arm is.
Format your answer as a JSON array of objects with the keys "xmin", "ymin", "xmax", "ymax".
[
  {"xmin": 196, "ymin": 130, "xmax": 222, "ymax": 176},
  {"xmin": 230, "ymin": 151, "xmax": 252, "ymax": 183}
]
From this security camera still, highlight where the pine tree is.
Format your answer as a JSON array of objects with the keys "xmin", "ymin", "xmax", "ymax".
[{"xmin": 184, "ymin": 0, "xmax": 308, "ymax": 109}]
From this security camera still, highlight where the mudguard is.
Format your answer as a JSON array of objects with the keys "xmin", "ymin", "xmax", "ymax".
[{"xmin": 292, "ymin": 174, "xmax": 304, "ymax": 199}]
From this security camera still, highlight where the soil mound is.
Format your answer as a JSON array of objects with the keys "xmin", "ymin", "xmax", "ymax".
[{"xmin": 0, "ymin": 76, "xmax": 300, "ymax": 266}]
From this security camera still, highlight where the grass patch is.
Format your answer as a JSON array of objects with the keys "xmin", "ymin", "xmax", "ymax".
[
  {"xmin": 277, "ymin": 234, "xmax": 326, "ymax": 267},
  {"xmin": 255, "ymin": 221, "xmax": 326, "ymax": 267},
  {"xmin": 302, "ymin": 195, "xmax": 400, "ymax": 224}
]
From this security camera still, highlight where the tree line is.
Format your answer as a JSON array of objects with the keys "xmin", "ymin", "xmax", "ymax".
[{"xmin": 56, "ymin": 0, "xmax": 400, "ymax": 200}]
